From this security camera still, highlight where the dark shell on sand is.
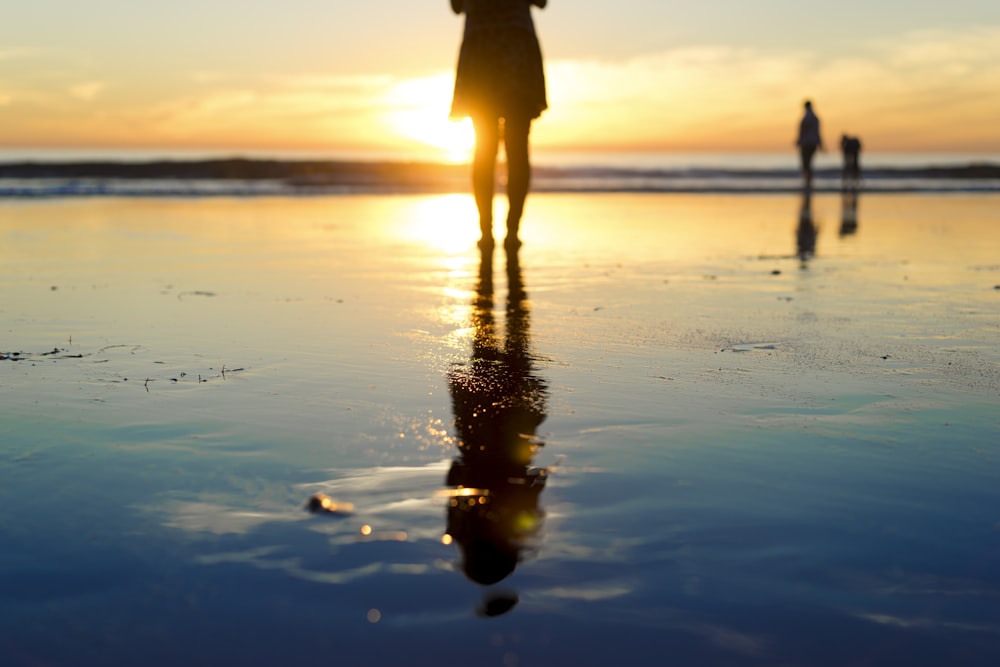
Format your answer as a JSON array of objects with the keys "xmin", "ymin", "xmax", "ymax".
[{"xmin": 305, "ymin": 493, "xmax": 355, "ymax": 516}]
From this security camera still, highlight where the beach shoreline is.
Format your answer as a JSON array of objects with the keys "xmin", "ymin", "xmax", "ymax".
[{"xmin": 2, "ymin": 156, "xmax": 1000, "ymax": 196}]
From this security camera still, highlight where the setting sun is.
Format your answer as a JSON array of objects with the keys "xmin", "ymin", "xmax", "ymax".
[{"xmin": 384, "ymin": 74, "xmax": 475, "ymax": 162}]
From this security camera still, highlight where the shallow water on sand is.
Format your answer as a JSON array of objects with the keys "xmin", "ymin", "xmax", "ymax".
[{"xmin": 1, "ymin": 193, "xmax": 999, "ymax": 666}]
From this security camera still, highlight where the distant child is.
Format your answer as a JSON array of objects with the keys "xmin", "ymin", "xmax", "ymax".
[{"xmin": 840, "ymin": 134, "xmax": 862, "ymax": 191}]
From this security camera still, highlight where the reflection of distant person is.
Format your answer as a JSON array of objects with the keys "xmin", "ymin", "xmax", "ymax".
[
  {"xmin": 795, "ymin": 100, "xmax": 824, "ymax": 188},
  {"xmin": 450, "ymin": 0, "xmax": 548, "ymax": 251},
  {"xmin": 840, "ymin": 188, "xmax": 859, "ymax": 237},
  {"xmin": 840, "ymin": 134, "xmax": 862, "ymax": 191},
  {"xmin": 797, "ymin": 187, "xmax": 818, "ymax": 266},
  {"xmin": 445, "ymin": 247, "xmax": 548, "ymax": 595}
]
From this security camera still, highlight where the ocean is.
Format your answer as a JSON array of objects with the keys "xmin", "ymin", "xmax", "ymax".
[{"xmin": 1, "ymin": 149, "xmax": 999, "ymax": 197}]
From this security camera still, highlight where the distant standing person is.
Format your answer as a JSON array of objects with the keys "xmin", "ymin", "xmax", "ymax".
[
  {"xmin": 450, "ymin": 0, "xmax": 548, "ymax": 251},
  {"xmin": 840, "ymin": 134, "xmax": 862, "ymax": 191},
  {"xmin": 796, "ymin": 100, "xmax": 824, "ymax": 189}
]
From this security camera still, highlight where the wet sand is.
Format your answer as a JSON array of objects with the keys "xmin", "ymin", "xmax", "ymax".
[{"xmin": 2, "ymin": 192, "xmax": 999, "ymax": 666}]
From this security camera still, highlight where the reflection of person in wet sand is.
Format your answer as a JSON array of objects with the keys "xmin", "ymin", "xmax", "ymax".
[
  {"xmin": 450, "ymin": 0, "xmax": 548, "ymax": 252},
  {"xmin": 445, "ymin": 247, "xmax": 548, "ymax": 601},
  {"xmin": 795, "ymin": 100, "xmax": 824, "ymax": 189},
  {"xmin": 797, "ymin": 187, "xmax": 818, "ymax": 267},
  {"xmin": 840, "ymin": 188, "xmax": 859, "ymax": 237}
]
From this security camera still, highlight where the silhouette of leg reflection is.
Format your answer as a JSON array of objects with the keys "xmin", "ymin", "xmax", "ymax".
[
  {"xmin": 797, "ymin": 187, "xmax": 818, "ymax": 268},
  {"xmin": 840, "ymin": 189, "xmax": 859, "ymax": 237},
  {"xmin": 445, "ymin": 246, "xmax": 548, "ymax": 598}
]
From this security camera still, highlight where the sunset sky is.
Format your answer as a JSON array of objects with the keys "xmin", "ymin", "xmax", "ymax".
[{"xmin": 2, "ymin": 1, "xmax": 999, "ymax": 160}]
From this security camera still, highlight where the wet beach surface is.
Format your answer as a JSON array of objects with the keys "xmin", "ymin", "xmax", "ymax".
[{"xmin": 2, "ymin": 193, "xmax": 999, "ymax": 665}]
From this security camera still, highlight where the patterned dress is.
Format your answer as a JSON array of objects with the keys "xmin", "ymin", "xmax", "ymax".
[{"xmin": 450, "ymin": 0, "xmax": 548, "ymax": 121}]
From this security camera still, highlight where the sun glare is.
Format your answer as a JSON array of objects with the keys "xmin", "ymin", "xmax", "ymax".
[
  {"xmin": 384, "ymin": 74, "xmax": 475, "ymax": 162},
  {"xmin": 400, "ymin": 194, "xmax": 479, "ymax": 254}
]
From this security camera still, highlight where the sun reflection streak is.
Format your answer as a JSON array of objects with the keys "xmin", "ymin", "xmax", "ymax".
[{"xmin": 399, "ymin": 194, "xmax": 479, "ymax": 254}]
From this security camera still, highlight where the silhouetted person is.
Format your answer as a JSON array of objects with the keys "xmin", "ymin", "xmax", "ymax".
[
  {"xmin": 796, "ymin": 100, "xmax": 824, "ymax": 189},
  {"xmin": 840, "ymin": 134, "xmax": 862, "ymax": 192},
  {"xmin": 797, "ymin": 187, "xmax": 818, "ymax": 267},
  {"xmin": 445, "ymin": 247, "xmax": 548, "ymax": 596},
  {"xmin": 840, "ymin": 188, "xmax": 859, "ymax": 237},
  {"xmin": 450, "ymin": 0, "xmax": 548, "ymax": 251}
]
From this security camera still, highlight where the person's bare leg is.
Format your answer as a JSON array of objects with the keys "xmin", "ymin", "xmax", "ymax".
[
  {"xmin": 472, "ymin": 116, "xmax": 500, "ymax": 247},
  {"xmin": 503, "ymin": 115, "xmax": 531, "ymax": 249}
]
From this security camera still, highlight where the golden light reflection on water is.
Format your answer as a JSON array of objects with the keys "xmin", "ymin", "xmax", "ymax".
[
  {"xmin": 2, "ymin": 193, "xmax": 995, "ymax": 396},
  {"xmin": 358, "ymin": 524, "xmax": 409, "ymax": 542},
  {"xmin": 5, "ymin": 194, "xmax": 998, "ymax": 274},
  {"xmin": 397, "ymin": 194, "xmax": 479, "ymax": 254},
  {"xmin": 440, "ymin": 487, "xmax": 491, "ymax": 498},
  {"xmin": 4, "ymin": 193, "xmax": 998, "ymax": 394},
  {"xmin": 442, "ymin": 286, "xmax": 473, "ymax": 302}
]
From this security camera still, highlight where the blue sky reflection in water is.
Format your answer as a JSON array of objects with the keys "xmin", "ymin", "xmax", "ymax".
[{"xmin": 1, "ymin": 193, "xmax": 999, "ymax": 665}]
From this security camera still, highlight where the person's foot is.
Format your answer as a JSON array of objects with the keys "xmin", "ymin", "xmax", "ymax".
[{"xmin": 503, "ymin": 236, "xmax": 521, "ymax": 252}]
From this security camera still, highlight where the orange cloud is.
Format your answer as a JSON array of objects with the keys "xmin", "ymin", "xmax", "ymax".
[{"xmin": 1, "ymin": 27, "xmax": 998, "ymax": 156}]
